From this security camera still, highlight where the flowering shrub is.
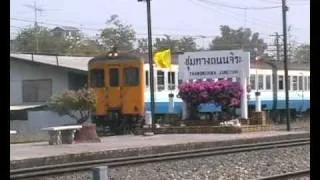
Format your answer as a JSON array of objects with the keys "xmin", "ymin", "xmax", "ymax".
[
  {"xmin": 48, "ymin": 88, "xmax": 96, "ymax": 124},
  {"xmin": 178, "ymin": 80, "xmax": 244, "ymax": 119}
]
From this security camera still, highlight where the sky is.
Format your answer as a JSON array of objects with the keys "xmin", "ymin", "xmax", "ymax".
[{"xmin": 10, "ymin": 0, "xmax": 310, "ymax": 49}]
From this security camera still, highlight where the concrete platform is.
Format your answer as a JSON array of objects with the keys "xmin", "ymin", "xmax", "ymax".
[{"xmin": 10, "ymin": 131, "xmax": 309, "ymax": 169}]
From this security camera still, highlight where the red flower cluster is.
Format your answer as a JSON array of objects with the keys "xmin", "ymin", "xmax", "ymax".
[{"xmin": 178, "ymin": 80, "xmax": 244, "ymax": 107}]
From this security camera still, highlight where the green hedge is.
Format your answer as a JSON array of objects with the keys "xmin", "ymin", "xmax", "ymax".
[{"xmin": 136, "ymin": 126, "xmax": 242, "ymax": 135}]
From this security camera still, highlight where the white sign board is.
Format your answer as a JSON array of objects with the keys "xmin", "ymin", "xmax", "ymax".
[
  {"xmin": 178, "ymin": 50, "xmax": 250, "ymax": 81},
  {"xmin": 178, "ymin": 50, "xmax": 250, "ymax": 120}
]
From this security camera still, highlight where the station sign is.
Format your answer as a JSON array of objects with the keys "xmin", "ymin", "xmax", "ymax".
[{"xmin": 178, "ymin": 50, "xmax": 250, "ymax": 81}]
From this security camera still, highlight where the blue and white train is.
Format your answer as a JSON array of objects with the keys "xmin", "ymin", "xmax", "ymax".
[{"xmin": 143, "ymin": 61, "xmax": 310, "ymax": 115}]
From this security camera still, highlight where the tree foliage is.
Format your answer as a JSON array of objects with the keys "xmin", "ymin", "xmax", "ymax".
[
  {"xmin": 293, "ymin": 44, "xmax": 310, "ymax": 64},
  {"xmin": 209, "ymin": 25, "xmax": 267, "ymax": 58},
  {"xmin": 12, "ymin": 26, "xmax": 72, "ymax": 54},
  {"xmin": 100, "ymin": 16, "xmax": 136, "ymax": 50},
  {"xmin": 152, "ymin": 35, "xmax": 197, "ymax": 52},
  {"xmin": 137, "ymin": 38, "xmax": 148, "ymax": 53},
  {"xmin": 48, "ymin": 88, "xmax": 96, "ymax": 124},
  {"xmin": 66, "ymin": 39, "xmax": 102, "ymax": 56}
]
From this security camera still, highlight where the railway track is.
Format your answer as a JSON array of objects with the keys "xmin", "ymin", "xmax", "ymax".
[
  {"xmin": 255, "ymin": 169, "xmax": 310, "ymax": 180},
  {"xmin": 10, "ymin": 138, "xmax": 310, "ymax": 179}
]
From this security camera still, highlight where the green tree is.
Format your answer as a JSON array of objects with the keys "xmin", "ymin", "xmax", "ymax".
[
  {"xmin": 12, "ymin": 26, "xmax": 72, "ymax": 54},
  {"xmin": 100, "ymin": 16, "xmax": 136, "ymax": 50},
  {"xmin": 48, "ymin": 88, "xmax": 96, "ymax": 124},
  {"xmin": 209, "ymin": 25, "xmax": 267, "ymax": 59},
  {"xmin": 177, "ymin": 37, "xmax": 197, "ymax": 52},
  {"xmin": 154, "ymin": 35, "xmax": 179, "ymax": 51},
  {"xmin": 137, "ymin": 38, "xmax": 148, "ymax": 53},
  {"xmin": 153, "ymin": 35, "xmax": 197, "ymax": 52},
  {"xmin": 66, "ymin": 39, "xmax": 103, "ymax": 56},
  {"xmin": 293, "ymin": 44, "xmax": 310, "ymax": 64}
]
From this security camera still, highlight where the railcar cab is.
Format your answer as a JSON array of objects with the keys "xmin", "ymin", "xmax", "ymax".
[{"xmin": 88, "ymin": 48, "xmax": 145, "ymax": 134}]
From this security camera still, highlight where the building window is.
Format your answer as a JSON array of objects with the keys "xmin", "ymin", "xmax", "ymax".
[
  {"xmin": 278, "ymin": 75, "xmax": 284, "ymax": 90},
  {"xmin": 22, "ymin": 79, "xmax": 52, "ymax": 103},
  {"xmin": 90, "ymin": 69, "xmax": 104, "ymax": 88},
  {"xmin": 145, "ymin": 71, "xmax": 149, "ymax": 87},
  {"xmin": 258, "ymin": 75, "xmax": 264, "ymax": 90},
  {"xmin": 109, "ymin": 68, "xmax": 119, "ymax": 87},
  {"xmin": 250, "ymin": 75, "xmax": 255, "ymax": 90},
  {"xmin": 266, "ymin": 75, "xmax": 271, "ymax": 90},
  {"xmin": 237, "ymin": 77, "xmax": 240, "ymax": 82},
  {"xmin": 157, "ymin": 70, "xmax": 164, "ymax": 91},
  {"xmin": 304, "ymin": 76, "xmax": 308, "ymax": 91},
  {"xmin": 68, "ymin": 72, "xmax": 87, "ymax": 90},
  {"xmin": 124, "ymin": 68, "xmax": 139, "ymax": 86},
  {"xmin": 308, "ymin": 76, "xmax": 310, "ymax": 90},
  {"xmin": 292, "ymin": 76, "xmax": 298, "ymax": 90},
  {"xmin": 10, "ymin": 110, "xmax": 28, "ymax": 120},
  {"xmin": 168, "ymin": 71, "xmax": 175, "ymax": 90},
  {"xmin": 298, "ymin": 76, "xmax": 303, "ymax": 90},
  {"xmin": 288, "ymin": 76, "xmax": 291, "ymax": 90}
]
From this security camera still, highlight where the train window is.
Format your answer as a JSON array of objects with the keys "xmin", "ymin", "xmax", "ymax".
[
  {"xmin": 250, "ymin": 75, "xmax": 255, "ymax": 90},
  {"xmin": 90, "ymin": 69, "xmax": 104, "ymax": 88},
  {"xmin": 278, "ymin": 75, "xmax": 284, "ymax": 90},
  {"xmin": 145, "ymin": 71, "xmax": 149, "ymax": 87},
  {"xmin": 124, "ymin": 68, "xmax": 139, "ymax": 86},
  {"xmin": 258, "ymin": 75, "xmax": 264, "ymax": 90},
  {"xmin": 308, "ymin": 76, "xmax": 310, "ymax": 90},
  {"xmin": 292, "ymin": 76, "xmax": 298, "ymax": 90},
  {"xmin": 157, "ymin": 70, "xmax": 165, "ymax": 91},
  {"xmin": 266, "ymin": 75, "xmax": 271, "ymax": 90},
  {"xmin": 304, "ymin": 76, "xmax": 308, "ymax": 91},
  {"xmin": 288, "ymin": 76, "xmax": 291, "ymax": 90},
  {"xmin": 168, "ymin": 71, "xmax": 175, "ymax": 90},
  {"xmin": 109, "ymin": 68, "xmax": 119, "ymax": 87},
  {"xmin": 298, "ymin": 76, "xmax": 303, "ymax": 90}
]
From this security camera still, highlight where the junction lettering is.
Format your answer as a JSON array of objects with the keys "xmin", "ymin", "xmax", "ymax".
[{"xmin": 189, "ymin": 70, "xmax": 239, "ymax": 76}]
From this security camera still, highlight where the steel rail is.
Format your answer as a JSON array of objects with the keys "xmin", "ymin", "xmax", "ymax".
[
  {"xmin": 10, "ymin": 138, "xmax": 309, "ymax": 179},
  {"xmin": 255, "ymin": 169, "xmax": 310, "ymax": 180}
]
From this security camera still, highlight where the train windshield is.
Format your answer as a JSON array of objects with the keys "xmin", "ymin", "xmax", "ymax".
[
  {"xmin": 90, "ymin": 69, "xmax": 104, "ymax": 88},
  {"xmin": 109, "ymin": 68, "xmax": 119, "ymax": 87},
  {"xmin": 124, "ymin": 67, "xmax": 139, "ymax": 86}
]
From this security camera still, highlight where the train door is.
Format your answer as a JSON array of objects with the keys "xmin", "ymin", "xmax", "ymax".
[
  {"xmin": 89, "ymin": 68, "xmax": 106, "ymax": 115},
  {"xmin": 106, "ymin": 65, "xmax": 122, "ymax": 109}
]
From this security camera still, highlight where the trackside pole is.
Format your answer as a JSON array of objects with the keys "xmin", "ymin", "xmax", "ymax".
[
  {"xmin": 92, "ymin": 166, "xmax": 108, "ymax": 180},
  {"xmin": 240, "ymin": 70, "xmax": 248, "ymax": 119}
]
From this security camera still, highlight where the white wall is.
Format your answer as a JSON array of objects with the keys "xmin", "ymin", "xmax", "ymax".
[
  {"xmin": 10, "ymin": 60, "xmax": 69, "ymax": 105},
  {"xmin": 10, "ymin": 111, "xmax": 78, "ymax": 134}
]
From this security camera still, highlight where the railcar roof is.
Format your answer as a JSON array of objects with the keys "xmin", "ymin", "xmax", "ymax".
[{"xmin": 88, "ymin": 51, "xmax": 143, "ymax": 64}]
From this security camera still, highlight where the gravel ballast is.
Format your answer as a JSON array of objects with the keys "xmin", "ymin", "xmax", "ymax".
[{"xmin": 22, "ymin": 145, "xmax": 309, "ymax": 180}]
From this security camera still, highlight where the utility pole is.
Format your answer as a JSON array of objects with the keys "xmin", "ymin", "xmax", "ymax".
[
  {"xmin": 24, "ymin": 1, "xmax": 44, "ymax": 53},
  {"xmin": 282, "ymin": 0, "xmax": 290, "ymax": 131},
  {"xmin": 138, "ymin": 0, "xmax": 155, "ymax": 133},
  {"xmin": 269, "ymin": 32, "xmax": 281, "ymax": 61}
]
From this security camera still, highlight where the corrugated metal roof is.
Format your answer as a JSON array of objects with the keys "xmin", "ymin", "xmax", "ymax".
[
  {"xmin": 10, "ymin": 53, "xmax": 91, "ymax": 71},
  {"xmin": 10, "ymin": 104, "xmax": 46, "ymax": 111},
  {"xmin": 11, "ymin": 53, "xmax": 310, "ymax": 72}
]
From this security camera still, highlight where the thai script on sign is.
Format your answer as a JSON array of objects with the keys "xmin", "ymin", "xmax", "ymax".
[{"xmin": 185, "ymin": 55, "xmax": 242, "ymax": 66}]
